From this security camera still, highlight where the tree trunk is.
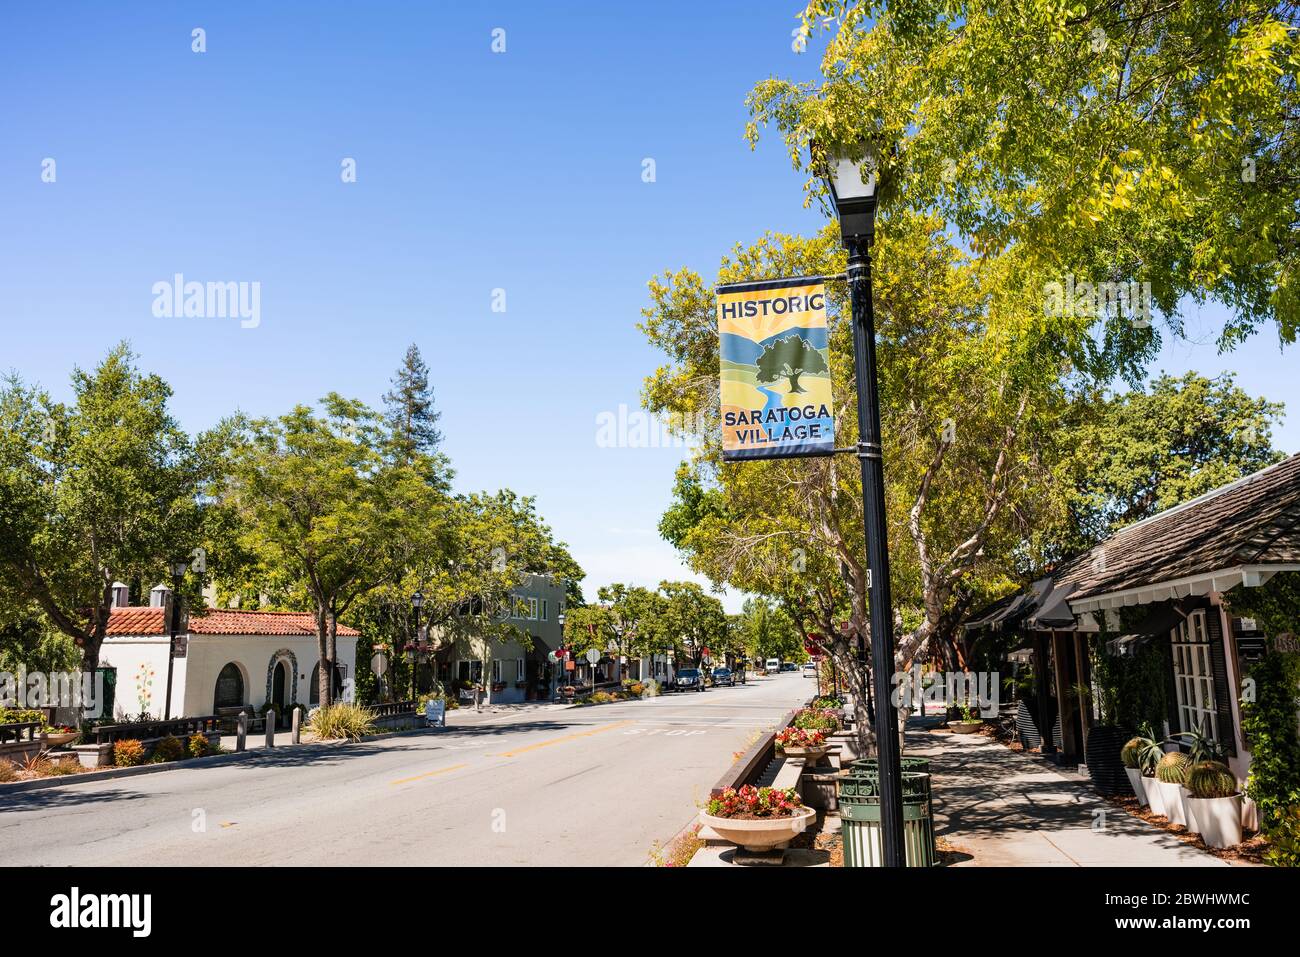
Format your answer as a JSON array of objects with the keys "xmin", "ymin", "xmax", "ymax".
[
  {"xmin": 316, "ymin": 606, "xmax": 332, "ymax": 708},
  {"xmin": 787, "ymin": 371, "xmax": 804, "ymax": 393}
]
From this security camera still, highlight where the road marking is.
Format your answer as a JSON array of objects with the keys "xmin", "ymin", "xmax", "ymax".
[
  {"xmin": 389, "ymin": 763, "xmax": 469, "ymax": 786},
  {"xmin": 494, "ymin": 721, "xmax": 633, "ymax": 758}
]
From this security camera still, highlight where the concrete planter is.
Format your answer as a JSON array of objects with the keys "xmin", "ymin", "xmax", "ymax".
[
  {"xmin": 799, "ymin": 771, "xmax": 839, "ymax": 811},
  {"xmin": 1124, "ymin": 767, "xmax": 1148, "ymax": 806},
  {"xmin": 946, "ymin": 721, "xmax": 983, "ymax": 734},
  {"xmin": 829, "ymin": 732, "xmax": 867, "ymax": 763},
  {"xmin": 780, "ymin": 744, "xmax": 829, "ymax": 767},
  {"xmin": 1140, "ymin": 774, "xmax": 1165, "ymax": 815},
  {"xmin": 1185, "ymin": 794, "xmax": 1243, "ymax": 848},
  {"xmin": 698, "ymin": 806, "xmax": 816, "ymax": 853},
  {"xmin": 1155, "ymin": 779, "xmax": 1189, "ymax": 826}
]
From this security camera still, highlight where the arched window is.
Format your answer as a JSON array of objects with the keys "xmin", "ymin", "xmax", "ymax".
[
  {"xmin": 309, "ymin": 663, "xmax": 345, "ymax": 705},
  {"xmin": 214, "ymin": 663, "xmax": 244, "ymax": 710}
]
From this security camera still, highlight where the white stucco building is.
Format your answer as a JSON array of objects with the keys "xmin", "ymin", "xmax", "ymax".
[{"xmin": 102, "ymin": 598, "xmax": 358, "ymax": 720}]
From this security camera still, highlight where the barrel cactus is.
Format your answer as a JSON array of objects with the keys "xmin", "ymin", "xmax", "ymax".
[
  {"xmin": 1186, "ymin": 761, "xmax": 1238, "ymax": 799},
  {"xmin": 1155, "ymin": 751, "xmax": 1190, "ymax": 784},
  {"xmin": 1120, "ymin": 737, "xmax": 1144, "ymax": 769}
]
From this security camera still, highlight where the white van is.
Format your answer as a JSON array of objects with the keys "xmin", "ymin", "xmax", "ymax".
[{"xmin": 765, "ymin": 657, "xmax": 781, "ymax": 673}]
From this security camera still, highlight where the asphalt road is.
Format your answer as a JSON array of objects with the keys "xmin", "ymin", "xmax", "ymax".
[{"xmin": 1, "ymin": 673, "xmax": 812, "ymax": 866}]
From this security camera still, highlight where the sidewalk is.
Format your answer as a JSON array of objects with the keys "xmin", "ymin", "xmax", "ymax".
[{"xmin": 907, "ymin": 726, "xmax": 1230, "ymax": 866}]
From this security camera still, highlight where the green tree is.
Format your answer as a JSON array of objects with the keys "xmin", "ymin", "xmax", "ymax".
[
  {"xmin": 655, "ymin": 581, "xmax": 729, "ymax": 667},
  {"xmin": 755, "ymin": 335, "xmax": 828, "ymax": 394},
  {"xmin": 0, "ymin": 344, "xmax": 209, "ymax": 675},
  {"xmin": 751, "ymin": 0, "xmax": 1300, "ymax": 349},
  {"xmin": 640, "ymin": 215, "xmax": 1087, "ymax": 746},
  {"xmin": 739, "ymin": 597, "xmax": 803, "ymax": 663},
  {"xmin": 1068, "ymin": 372, "xmax": 1284, "ymax": 545},
  {"xmin": 383, "ymin": 343, "xmax": 442, "ymax": 461},
  {"xmin": 221, "ymin": 395, "xmax": 443, "ymax": 706}
]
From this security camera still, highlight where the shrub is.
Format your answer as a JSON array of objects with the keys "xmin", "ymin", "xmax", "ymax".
[
  {"xmin": 1186, "ymin": 761, "xmax": 1238, "ymax": 799},
  {"xmin": 113, "ymin": 739, "xmax": 147, "ymax": 767},
  {"xmin": 187, "ymin": 732, "xmax": 213, "ymax": 758},
  {"xmin": 153, "ymin": 735, "xmax": 186, "ymax": 762},
  {"xmin": 0, "ymin": 762, "xmax": 18, "ymax": 783},
  {"xmin": 1155, "ymin": 751, "xmax": 1190, "ymax": 784},
  {"xmin": 1265, "ymin": 805, "xmax": 1300, "ymax": 867},
  {"xmin": 0, "ymin": 708, "xmax": 49, "ymax": 729},
  {"xmin": 307, "ymin": 703, "xmax": 376, "ymax": 741},
  {"xmin": 43, "ymin": 759, "xmax": 82, "ymax": 777},
  {"xmin": 630, "ymin": 683, "xmax": 645, "ymax": 696}
]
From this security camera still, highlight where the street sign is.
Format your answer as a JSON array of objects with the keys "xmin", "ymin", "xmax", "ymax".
[
  {"xmin": 585, "ymin": 648, "xmax": 600, "ymax": 666},
  {"xmin": 565, "ymin": 659, "xmax": 575, "ymax": 671},
  {"xmin": 370, "ymin": 652, "xmax": 389, "ymax": 676},
  {"xmin": 172, "ymin": 636, "xmax": 187, "ymax": 658}
]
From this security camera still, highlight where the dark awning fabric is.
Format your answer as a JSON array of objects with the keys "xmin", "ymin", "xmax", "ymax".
[
  {"xmin": 1027, "ymin": 579, "xmax": 1081, "ymax": 629},
  {"xmin": 964, "ymin": 576, "xmax": 1055, "ymax": 632}
]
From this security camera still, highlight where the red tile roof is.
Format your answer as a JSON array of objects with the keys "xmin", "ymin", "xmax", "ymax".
[
  {"xmin": 105, "ymin": 607, "xmax": 165, "ymax": 636},
  {"xmin": 105, "ymin": 607, "xmax": 359, "ymax": 638}
]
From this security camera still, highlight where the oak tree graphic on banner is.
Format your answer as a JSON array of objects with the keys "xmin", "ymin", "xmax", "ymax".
[{"xmin": 755, "ymin": 334, "xmax": 827, "ymax": 394}]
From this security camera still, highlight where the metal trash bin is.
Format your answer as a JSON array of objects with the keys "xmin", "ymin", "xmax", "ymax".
[{"xmin": 837, "ymin": 769, "xmax": 935, "ymax": 867}]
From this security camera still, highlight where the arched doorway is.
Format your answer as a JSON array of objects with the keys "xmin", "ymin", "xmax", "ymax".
[
  {"xmin": 214, "ymin": 662, "xmax": 245, "ymax": 711},
  {"xmin": 272, "ymin": 661, "xmax": 288, "ymax": 710}
]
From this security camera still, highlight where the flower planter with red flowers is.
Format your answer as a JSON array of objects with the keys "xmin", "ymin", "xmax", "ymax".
[
  {"xmin": 699, "ymin": 785, "xmax": 815, "ymax": 852},
  {"xmin": 775, "ymin": 726, "xmax": 830, "ymax": 765}
]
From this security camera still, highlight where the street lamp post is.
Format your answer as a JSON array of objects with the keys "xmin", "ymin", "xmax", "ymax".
[
  {"xmin": 555, "ymin": 609, "xmax": 566, "ymax": 699},
  {"xmin": 162, "ymin": 557, "xmax": 189, "ymax": 721},
  {"xmin": 823, "ymin": 142, "xmax": 907, "ymax": 867},
  {"xmin": 410, "ymin": 591, "xmax": 424, "ymax": 702}
]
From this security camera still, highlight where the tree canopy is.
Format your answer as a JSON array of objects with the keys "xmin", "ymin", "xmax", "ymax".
[{"xmin": 750, "ymin": 1, "xmax": 1299, "ymax": 352}]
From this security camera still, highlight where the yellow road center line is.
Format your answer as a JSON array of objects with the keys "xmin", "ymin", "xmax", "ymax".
[
  {"xmin": 494, "ymin": 721, "xmax": 634, "ymax": 758},
  {"xmin": 389, "ymin": 762, "xmax": 469, "ymax": 786}
]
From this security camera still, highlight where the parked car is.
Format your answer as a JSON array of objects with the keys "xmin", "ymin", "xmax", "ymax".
[
  {"xmin": 674, "ymin": 668, "xmax": 705, "ymax": 692},
  {"xmin": 765, "ymin": 658, "xmax": 781, "ymax": 673},
  {"xmin": 802, "ymin": 662, "xmax": 818, "ymax": 679},
  {"xmin": 781, "ymin": 662, "xmax": 798, "ymax": 672},
  {"xmin": 711, "ymin": 667, "xmax": 734, "ymax": 687}
]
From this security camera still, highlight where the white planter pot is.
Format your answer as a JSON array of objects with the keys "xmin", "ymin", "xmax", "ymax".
[
  {"xmin": 1155, "ymin": 779, "xmax": 1188, "ymax": 826},
  {"xmin": 1125, "ymin": 767, "xmax": 1147, "ymax": 806},
  {"xmin": 1185, "ymin": 794, "xmax": 1243, "ymax": 848},
  {"xmin": 699, "ymin": 806, "xmax": 816, "ymax": 853},
  {"xmin": 1140, "ymin": 775, "xmax": 1164, "ymax": 815}
]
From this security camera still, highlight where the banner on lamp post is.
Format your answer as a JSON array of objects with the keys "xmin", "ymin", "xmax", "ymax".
[{"xmin": 718, "ymin": 276, "xmax": 835, "ymax": 461}]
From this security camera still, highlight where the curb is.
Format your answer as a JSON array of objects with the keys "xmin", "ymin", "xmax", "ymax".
[
  {"xmin": 0, "ymin": 746, "xmax": 265, "ymax": 796},
  {"xmin": 0, "ymin": 725, "xmax": 438, "ymax": 797}
]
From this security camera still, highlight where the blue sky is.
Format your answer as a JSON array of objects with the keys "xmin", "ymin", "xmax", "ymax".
[{"xmin": 1, "ymin": 3, "xmax": 1296, "ymax": 611}]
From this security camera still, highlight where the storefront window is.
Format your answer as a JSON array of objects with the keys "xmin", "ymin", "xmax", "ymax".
[{"xmin": 1171, "ymin": 610, "xmax": 1219, "ymax": 739}]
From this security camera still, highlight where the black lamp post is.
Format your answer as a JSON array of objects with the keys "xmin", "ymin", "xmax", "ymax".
[
  {"xmin": 162, "ymin": 557, "xmax": 188, "ymax": 721},
  {"xmin": 555, "ymin": 609, "xmax": 566, "ymax": 700},
  {"xmin": 822, "ymin": 142, "xmax": 907, "ymax": 867},
  {"xmin": 409, "ymin": 591, "xmax": 424, "ymax": 701}
]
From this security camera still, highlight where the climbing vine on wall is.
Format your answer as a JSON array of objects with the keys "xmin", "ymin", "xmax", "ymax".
[{"xmin": 1223, "ymin": 572, "xmax": 1300, "ymax": 866}]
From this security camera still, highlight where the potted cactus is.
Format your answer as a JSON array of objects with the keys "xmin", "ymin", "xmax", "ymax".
[
  {"xmin": 1184, "ymin": 761, "xmax": 1243, "ymax": 848},
  {"xmin": 1120, "ymin": 736, "xmax": 1149, "ymax": 807},
  {"xmin": 1153, "ymin": 751, "xmax": 1191, "ymax": 827}
]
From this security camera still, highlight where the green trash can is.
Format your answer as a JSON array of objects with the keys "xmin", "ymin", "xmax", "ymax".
[
  {"xmin": 848, "ymin": 757, "xmax": 935, "ymax": 852},
  {"xmin": 838, "ymin": 770, "xmax": 935, "ymax": 867}
]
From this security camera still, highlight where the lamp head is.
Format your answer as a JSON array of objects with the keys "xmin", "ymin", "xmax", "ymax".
[{"xmin": 816, "ymin": 140, "xmax": 879, "ymax": 244}]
